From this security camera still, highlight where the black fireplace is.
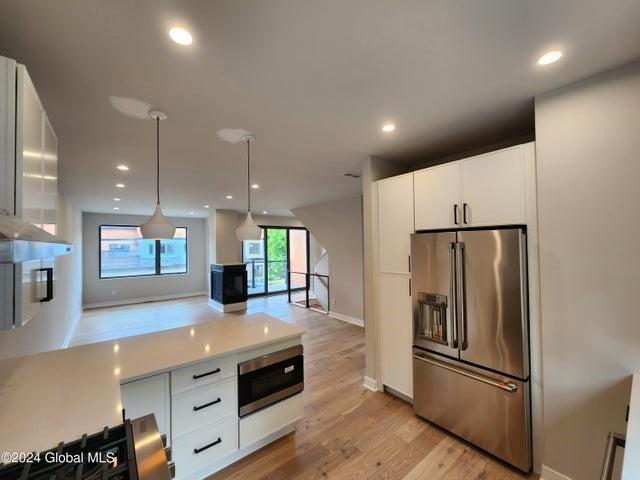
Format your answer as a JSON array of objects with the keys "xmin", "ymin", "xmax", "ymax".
[{"xmin": 210, "ymin": 263, "xmax": 248, "ymax": 311}]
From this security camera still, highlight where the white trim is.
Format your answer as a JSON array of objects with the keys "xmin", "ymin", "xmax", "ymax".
[
  {"xmin": 83, "ymin": 292, "xmax": 206, "ymax": 310},
  {"xmin": 208, "ymin": 298, "xmax": 247, "ymax": 312},
  {"xmin": 363, "ymin": 376, "xmax": 380, "ymax": 392},
  {"xmin": 541, "ymin": 464, "xmax": 573, "ymax": 480},
  {"xmin": 61, "ymin": 306, "xmax": 83, "ymax": 348},
  {"xmin": 329, "ymin": 311, "xmax": 364, "ymax": 327}
]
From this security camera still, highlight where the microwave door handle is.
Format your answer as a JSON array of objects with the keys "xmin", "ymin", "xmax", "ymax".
[
  {"xmin": 448, "ymin": 243, "xmax": 458, "ymax": 349},
  {"xmin": 455, "ymin": 243, "xmax": 467, "ymax": 350}
]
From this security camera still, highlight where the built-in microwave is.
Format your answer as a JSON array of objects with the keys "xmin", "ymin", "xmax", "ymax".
[{"xmin": 238, "ymin": 345, "xmax": 304, "ymax": 417}]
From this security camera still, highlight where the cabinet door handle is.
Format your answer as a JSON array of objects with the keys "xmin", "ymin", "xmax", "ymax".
[
  {"xmin": 409, "ymin": 279, "xmax": 412, "ymax": 297},
  {"xmin": 193, "ymin": 437, "xmax": 221, "ymax": 454},
  {"xmin": 193, "ymin": 397, "xmax": 221, "ymax": 412},
  {"xmin": 193, "ymin": 368, "xmax": 221, "ymax": 380},
  {"xmin": 453, "ymin": 204, "xmax": 459, "ymax": 225},
  {"xmin": 37, "ymin": 267, "xmax": 54, "ymax": 302},
  {"xmin": 463, "ymin": 203, "xmax": 469, "ymax": 224}
]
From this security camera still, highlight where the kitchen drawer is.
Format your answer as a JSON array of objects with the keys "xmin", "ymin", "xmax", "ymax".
[
  {"xmin": 172, "ymin": 354, "xmax": 236, "ymax": 395},
  {"xmin": 172, "ymin": 376, "xmax": 237, "ymax": 438},
  {"xmin": 172, "ymin": 414, "xmax": 238, "ymax": 480}
]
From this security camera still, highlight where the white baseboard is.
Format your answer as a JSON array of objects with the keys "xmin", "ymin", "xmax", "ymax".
[
  {"xmin": 83, "ymin": 291, "xmax": 207, "ymax": 310},
  {"xmin": 61, "ymin": 306, "xmax": 83, "ymax": 349},
  {"xmin": 329, "ymin": 311, "xmax": 364, "ymax": 327},
  {"xmin": 363, "ymin": 376, "xmax": 380, "ymax": 392},
  {"xmin": 541, "ymin": 464, "xmax": 573, "ymax": 480},
  {"xmin": 208, "ymin": 298, "xmax": 247, "ymax": 312}
]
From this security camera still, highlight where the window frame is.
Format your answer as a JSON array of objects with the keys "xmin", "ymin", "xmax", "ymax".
[{"xmin": 98, "ymin": 224, "xmax": 189, "ymax": 279}]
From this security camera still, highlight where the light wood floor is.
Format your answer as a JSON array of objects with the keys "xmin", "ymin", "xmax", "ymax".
[
  {"xmin": 70, "ymin": 294, "xmax": 301, "ymax": 347},
  {"xmin": 71, "ymin": 295, "xmax": 537, "ymax": 479}
]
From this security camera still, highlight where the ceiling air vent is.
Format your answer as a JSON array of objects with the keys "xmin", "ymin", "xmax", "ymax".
[{"xmin": 341, "ymin": 172, "xmax": 361, "ymax": 179}]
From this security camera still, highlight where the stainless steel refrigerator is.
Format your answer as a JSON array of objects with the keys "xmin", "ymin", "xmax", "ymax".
[{"xmin": 410, "ymin": 227, "xmax": 531, "ymax": 472}]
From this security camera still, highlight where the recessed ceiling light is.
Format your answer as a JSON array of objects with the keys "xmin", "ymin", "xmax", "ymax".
[
  {"xmin": 113, "ymin": 207, "xmax": 120, "ymax": 210},
  {"xmin": 189, "ymin": 211, "xmax": 194, "ymax": 215},
  {"xmin": 169, "ymin": 27, "xmax": 193, "ymax": 46},
  {"xmin": 225, "ymin": 195, "xmax": 233, "ymax": 199},
  {"xmin": 116, "ymin": 165, "xmax": 129, "ymax": 171},
  {"xmin": 262, "ymin": 211, "xmax": 268, "ymax": 215},
  {"xmin": 251, "ymin": 184, "xmax": 260, "ymax": 189},
  {"xmin": 537, "ymin": 50, "xmax": 563, "ymax": 66},
  {"xmin": 115, "ymin": 183, "xmax": 125, "ymax": 188},
  {"xmin": 381, "ymin": 123, "xmax": 396, "ymax": 133},
  {"xmin": 113, "ymin": 197, "xmax": 121, "ymax": 202},
  {"xmin": 203, "ymin": 205, "xmax": 210, "ymax": 209}
]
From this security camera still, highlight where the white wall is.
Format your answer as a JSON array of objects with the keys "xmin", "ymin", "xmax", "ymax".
[
  {"xmin": 293, "ymin": 196, "xmax": 364, "ymax": 322},
  {"xmin": 535, "ymin": 61, "xmax": 640, "ymax": 480},
  {"xmin": 0, "ymin": 191, "xmax": 83, "ymax": 360},
  {"xmin": 82, "ymin": 212, "xmax": 208, "ymax": 307}
]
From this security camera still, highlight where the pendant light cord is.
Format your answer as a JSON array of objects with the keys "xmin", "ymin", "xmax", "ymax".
[
  {"xmin": 246, "ymin": 139, "xmax": 251, "ymax": 213},
  {"xmin": 156, "ymin": 116, "xmax": 160, "ymax": 205}
]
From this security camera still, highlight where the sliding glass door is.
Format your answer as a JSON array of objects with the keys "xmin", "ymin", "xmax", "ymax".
[
  {"xmin": 266, "ymin": 228, "xmax": 287, "ymax": 293},
  {"xmin": 242, "ymin": 226, "xmax": 309, "ymax": 297}
]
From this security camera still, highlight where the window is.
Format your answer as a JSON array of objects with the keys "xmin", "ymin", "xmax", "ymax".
[{"xmin": 99, "ymin": 225, "xmax": 187, "ymax": 278}]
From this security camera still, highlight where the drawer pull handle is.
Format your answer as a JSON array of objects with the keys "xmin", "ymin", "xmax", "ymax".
[
  {"xmin": 194, "ymin": 437, "xmax": 222, "ymax": 454},
  {"xmin": 193, "ymin": 368, "xmax": 221, "ymax": 380},
  {"xmin": 193, "ymin": 398, "xmax": 221, "ymax": 412}
]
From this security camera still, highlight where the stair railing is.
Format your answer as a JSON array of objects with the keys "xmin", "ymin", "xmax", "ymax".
[
  {"xmin": 600, "ymin": 432, "xmax": 626, "ymax": 480},
  {"xmin": 287, "ymin": 270, "xmax": 330, "ymax": 312}
]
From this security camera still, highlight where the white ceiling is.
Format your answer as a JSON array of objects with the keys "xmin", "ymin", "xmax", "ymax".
[{"xmin": 0, "ymin": 0, "xmax": 639, "ymax": 217}]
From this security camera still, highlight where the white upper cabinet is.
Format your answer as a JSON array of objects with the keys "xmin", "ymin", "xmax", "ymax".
[
  {"xmin": 414, "ymin": 162, "xmax": 462, "ymax": 230},
  {"xmin": 378, "ymin": 173, "xmax": 414, "ymax": 274},
  {"xmin": 17, "ymin": 66, "xmax": 45, "ymax": 226},
  {"xmin": 460, "ymin": 146, "xmax": 524, "ymax": 227},
  {"xmin": 413, "ymin": 144, "xmax": 531, "ymax": 230}
]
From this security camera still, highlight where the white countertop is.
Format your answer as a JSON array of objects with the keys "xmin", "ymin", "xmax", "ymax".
[{"xmin": 0, "ymin": 314, "xmax": 305, "ymax": 454}]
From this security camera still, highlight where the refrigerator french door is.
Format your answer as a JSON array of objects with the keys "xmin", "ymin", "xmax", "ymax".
[{"xmin": 410, "ymin": 227, "xmax": 531, "ymax": 472}]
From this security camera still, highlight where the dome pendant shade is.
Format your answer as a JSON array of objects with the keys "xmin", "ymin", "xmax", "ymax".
[
  {"xmin": 235, "ymin": 135, "xmax": 262, "ymax": 241},
  {"xmin": 140, "ymin": 203, "xmax": 176, "ymax": 240},
  {"xmin": 236, "ymin": 211, "xmax": 262, "ymax": 241}
]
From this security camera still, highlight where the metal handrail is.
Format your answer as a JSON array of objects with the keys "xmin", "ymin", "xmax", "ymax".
[
  {"xmin": 246, "ymin": 259, "xmax": 287, "ymax": 289},
  {"xmin": 286, "ymin": 270, "xmax": 330, "ymax": 312},
  {"xmin": 600, "ymin": 432, "xmax": 626, "ymax": 480}
]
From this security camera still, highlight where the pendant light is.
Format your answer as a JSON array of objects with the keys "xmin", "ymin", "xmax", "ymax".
[
  {"xmin": 235, "ymin": 135, "xmax": 262, "ymax": 241},
  {"xmin": 140, "ymin": 110, "xmax": 176, "ymax": 240}
]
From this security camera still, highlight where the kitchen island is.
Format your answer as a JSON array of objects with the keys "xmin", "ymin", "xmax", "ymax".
[{"xmin": 0, "ymin": 314, "xmax": 305, "ymax": 479}]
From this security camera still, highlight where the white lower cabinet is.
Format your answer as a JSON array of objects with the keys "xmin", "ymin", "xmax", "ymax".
[
  {"xmin": 173, "ymin": 414, "xmax": 238, "ymax": 480},
  {"xmin": 120, "ymin": 373, "xmax": 171, "ymax": 446},
  {"xmin": 171, "ymin": 354, "xmax": 236, "ymax": 395},
  {"xmin": 120, "ymin": 341, "xmax": 304, "ymax": 479},
  {"xmin": 379, "ymin": 273, "xmax": 413, "ymax": 399},
  {"xmin": 172, "ymin": 376, "xmax": 237, "ymax": 438},
  {"xmin": 239, "ymin": 393, "xmax": 303, "ymax": 450}
]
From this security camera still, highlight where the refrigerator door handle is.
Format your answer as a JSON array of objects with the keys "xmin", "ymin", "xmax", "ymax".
[
  {"xmin": 448, "ymin": 243, "xmax": 458, "ymax": 348},
  {"xmin": 455, "ymin": 242, "xmax": 467, "ymax": 350},
  {"xmin": 413, "ymin": 353, "xmax": 518, "ymax": 393}
]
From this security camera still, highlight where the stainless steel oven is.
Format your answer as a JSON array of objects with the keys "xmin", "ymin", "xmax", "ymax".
[{"xmin": 238, "ymin": 345, "xmax": 304, "ymax": 417}]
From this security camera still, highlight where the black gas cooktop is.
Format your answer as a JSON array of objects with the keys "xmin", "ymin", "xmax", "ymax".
[{"xmin": 0, "ymin": 420, "xmax": 137, "ymax": 480}]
